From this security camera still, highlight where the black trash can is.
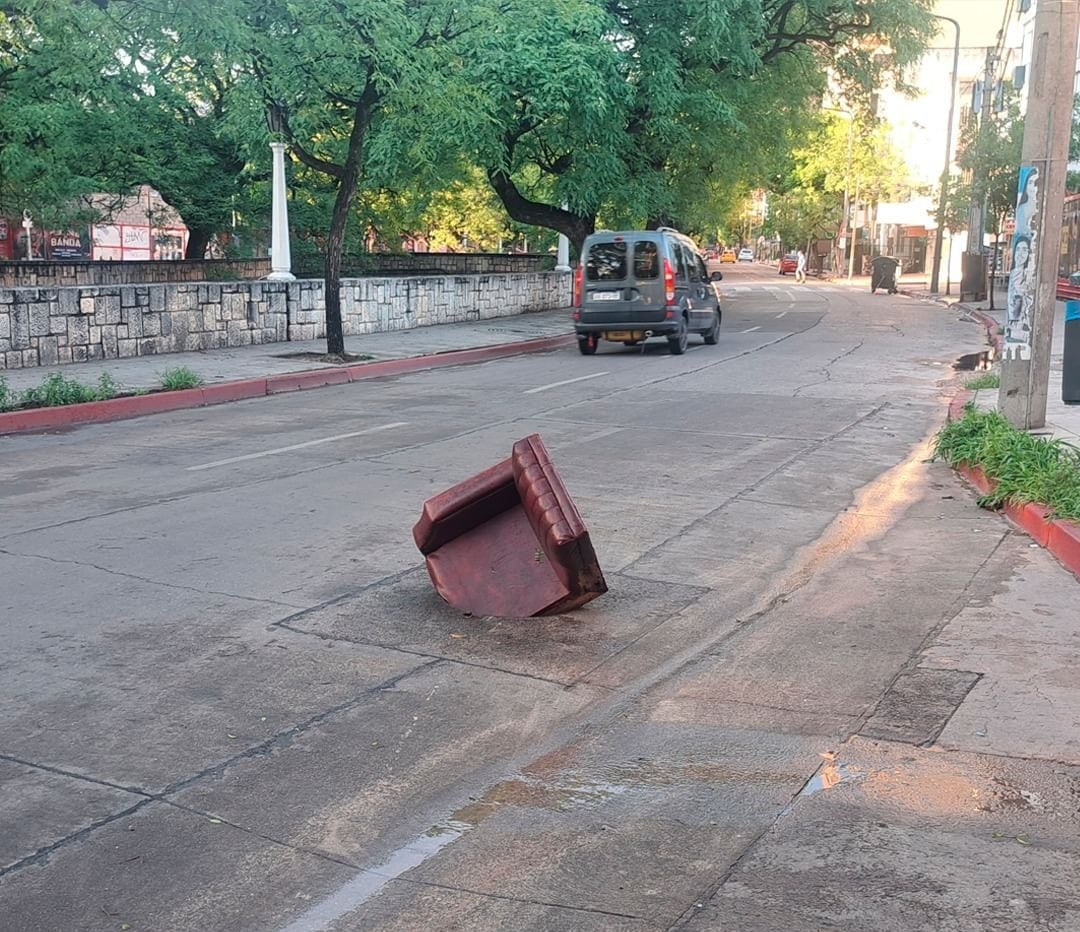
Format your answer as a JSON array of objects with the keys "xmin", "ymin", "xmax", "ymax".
[{"xmin": 870, "ymin": 255, "xmax": 900, "ymax": 294}]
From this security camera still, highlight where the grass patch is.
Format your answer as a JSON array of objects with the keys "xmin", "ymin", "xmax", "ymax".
[
  {"xmin": 20, "ymin": 372, "xmax": 120, "ymax": 408},
  {"xmin": 934, "ymin": 405, "xmax": 1080, "ymax": 521},
  {"xmin": 0, "ymin": 376, "xmax": 15, "ymax": 412},
  {"xmin": 965, "ymin": 371, "xmax": 1000, "ymax": 390},
  {"xmin": 159, "ymin": 366, "xmax": 203, "ymax": 390}
]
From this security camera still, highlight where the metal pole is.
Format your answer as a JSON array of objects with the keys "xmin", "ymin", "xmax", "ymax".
[
  {"xmin": 848, "ymin": 178, "xmax": 860, "ymax": 279},
  {"xmin": 268, "ymin": 141, "xmax": 295, "ymax": 281},
  {"xmin": 555, "ymin": 202, "xmax": 571, "ymax": 271},
  {"xmin": 1000, "ymin": 0, "xmax": 1080, "ymax": 427},
  {"xmin": 930, "ymin": 15, "xmax": 960, "ymax": 294}
]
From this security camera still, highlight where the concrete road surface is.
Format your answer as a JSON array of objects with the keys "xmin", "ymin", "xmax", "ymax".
[{"xmin": 3, "ymin": 264, "xmax": 1079, "ymax": 931}]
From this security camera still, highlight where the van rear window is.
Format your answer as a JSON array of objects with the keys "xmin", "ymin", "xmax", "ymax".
[
  {"xmin": 634, "ymin": 242, "xmax": 659, "ymax": 279},
  {"xmin": 586, "ymin": 242, "xmax": 627, "ymax": 281}
]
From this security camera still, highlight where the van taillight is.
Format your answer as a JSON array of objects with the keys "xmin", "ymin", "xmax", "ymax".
[
  {"xmin": 574, "ymin": 264, "xmax": 583, "ymax": 307},
  {"xmin": 663, "ymin": 258, "xmax": 675, "ymax": 303}
]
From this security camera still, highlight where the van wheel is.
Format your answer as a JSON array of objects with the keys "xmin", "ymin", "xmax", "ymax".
[
  {"xmin": 668, "ymin": 317, "xmax": 688, "ymax": 355},
  {"xmin": 578, "ymin": 335, "xmax": 598, "ymax": 355},
  {"xmin": 703, "ymin": 311, "xmax": 720, "ymax": 345}
]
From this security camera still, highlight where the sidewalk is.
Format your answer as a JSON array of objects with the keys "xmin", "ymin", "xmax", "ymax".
[{"xmin": 0, "ymin": 307, "xmax": 575, "ymax": 395}]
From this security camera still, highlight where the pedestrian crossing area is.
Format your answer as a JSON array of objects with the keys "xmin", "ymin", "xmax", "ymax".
[{"xmin": 721, "ymin": 283, "xmax": 847, "ymax": 296}]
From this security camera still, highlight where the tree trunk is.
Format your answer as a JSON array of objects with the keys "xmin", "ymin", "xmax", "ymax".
[
  {"xmin": 486, "ymin": 169, "xmax": 595, "ymax": 256},
  {"xmin": 185, "ymin": 227, "xmax": 211, "ymax": 260},
  {"xmin": 322, "ymin": 87, "xmax": 377, "ymax": 356}
]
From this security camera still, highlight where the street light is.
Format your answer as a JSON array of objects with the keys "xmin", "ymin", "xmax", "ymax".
[
  {"xmin": 929, "ymin": 14, "xmax": 960, "ymax": 294},
  {"xmin": 265, "ymin": 101, "xmax": 295, "ymax": 282}
]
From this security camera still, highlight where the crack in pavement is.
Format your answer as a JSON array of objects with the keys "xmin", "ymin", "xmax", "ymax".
[
  {"xmin": 0, "ymin": 659, "xmax": 444, "ymax": 881},
  {"xmin": 0, "ymin": 547, "xmax": 306, "ymax": 610},
  {"xmin": 620, "ymin": 401, "xmax": 890, "ymax": 576},
  {"xmin": 791, "ymin": 340, "xmax": 865, "ymax": 397}
]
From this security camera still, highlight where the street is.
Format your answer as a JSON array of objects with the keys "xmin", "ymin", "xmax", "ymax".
[{"xmin": 3, "ymin": 264, "xmax": 1079, "ymax": 931}]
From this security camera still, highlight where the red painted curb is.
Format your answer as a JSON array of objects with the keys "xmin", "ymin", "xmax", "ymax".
[
  {"xmin": 0, "ymin": 332, "xmax": 574, "ymax": 436},
  {"xmin": 1048, "ymin": 520, "xmax": 1080, "ymax": 573},
  {"xmin": 952, "ymin": 439, "xmax": 1080, "ymax": 580},
  {"xmin": 266, "ymin": 368, "xmax": 352, "ymax": 394},
  {"xmin": 1003, "ymin": 500, "xmax": 1054, "ymax": 547},
  {"xmin": 967, "ymin": 308, "xmax": 1004, "ymax": 353},
  {"xmin": 344, "ymin": 333, "xmax": 575, "ymax": 384},
  {"xmin": 200, "ymin": 380, "xmax": 268, "ymax": 405}
]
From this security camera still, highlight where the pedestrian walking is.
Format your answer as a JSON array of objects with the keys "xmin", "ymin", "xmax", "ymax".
[{"xmin": 795, "ymin": 248, "xmax": 807, "ymax": 283}]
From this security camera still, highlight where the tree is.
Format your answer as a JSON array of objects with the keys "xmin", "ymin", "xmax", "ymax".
[
  {"xmin": 955, "ymin": 85, "xmax": 1024, "ymax": 306},
  {"xmin": 432, "ymin": 0, "xmax": 937, "ymax": 253}
]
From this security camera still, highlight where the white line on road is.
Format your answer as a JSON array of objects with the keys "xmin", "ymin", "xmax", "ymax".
[
  {"xmin": 523, "ymin": 371, "xmax": 609, "ymax": 394},
  {"xmin": 187, "ymin": 422, "xmax": 409, "ymax": 471},
  {"xmin": 776, "ymin": 311, "xmax": 788, "ymax": 318},
  {"xmin": 741, "ymin": 326, "xmax": 762, "ymax": 333}
]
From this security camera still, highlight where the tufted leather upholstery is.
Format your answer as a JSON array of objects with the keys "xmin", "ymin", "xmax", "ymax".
[{"xmin": 413, "ymin": 434, "xmax": 607, "ymax": 617}]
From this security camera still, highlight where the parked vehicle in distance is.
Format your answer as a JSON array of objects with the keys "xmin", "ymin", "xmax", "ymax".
[
  {"xmin": 720, "ymin": 248, "xmax": 737, "ymax": 263},
  {"xmin": 574, "ymin": 227, "xmax": 723, "ymax": 356},
  {"xmin": 738, "ymin": 247, "xmax": 754, "ymax": 262},
  {"xmin": 778, "ymin": 252, "xmax": 798, "ymax": 275}
]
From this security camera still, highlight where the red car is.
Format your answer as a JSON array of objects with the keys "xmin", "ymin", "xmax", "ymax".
[{"xmin": 778, "ymin": 252, "xmax": 798, "ymax": 275}]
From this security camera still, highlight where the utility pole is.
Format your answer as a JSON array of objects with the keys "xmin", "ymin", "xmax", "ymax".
[{"xmin": 1000, "ymin": 0, "xmax": 1080, "ymax": 428}]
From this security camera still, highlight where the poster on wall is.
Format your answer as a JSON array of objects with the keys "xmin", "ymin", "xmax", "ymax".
[
  {"xmin": 48, "ymin": 229, "xmax": 90, "ymax": 259},
  {"xmin": 1005, "ymin": 164, "xmax": 1041, "ymax": 359}
]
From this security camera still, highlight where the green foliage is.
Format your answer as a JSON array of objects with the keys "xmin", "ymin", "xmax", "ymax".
[
  {"xmin": 159, "ymin": 367, "xmax": 203, "ymax": 391},
  {"xmin": 954, "ymin": 85, "xmax": 1024, "ymax": 236},
  {"xmin": 20, "ymin": 371, "xmax": 120, "ymax": 407},
  {"xmin": 965, "ymin": 371, "xmax": 1001, "ymax": 390},
  {"xmin": 0, "ymin": 375, "xmax": 15, "ymax": 412},
  {"xmin": 934, "ymin": 406, "xmax": 1080, "ymax": 521}
]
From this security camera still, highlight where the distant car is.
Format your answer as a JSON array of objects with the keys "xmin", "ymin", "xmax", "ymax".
[
  {"xmin": 738, "ymin": 248, "xmax": 754, "ymax": 262},
  {"xmin": 720, "ymin": 248, "xmax": 737, "ymax": 263},
  {"xmin": 778, "ymin": 253, "xmax": 798, "ymax": 275}
]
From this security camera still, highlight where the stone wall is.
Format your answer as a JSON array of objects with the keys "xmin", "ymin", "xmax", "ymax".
[
  {"xmin": 0, "ymin": 259, "xmax": 272, "ymax": 288},
  {"xmin": 0, "ymin": 272, "xmax": 571, "ymax": 369}
]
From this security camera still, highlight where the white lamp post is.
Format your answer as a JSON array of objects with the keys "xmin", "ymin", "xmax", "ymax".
[
  {"xmin": 21, "ymin": 210, "xmax": 34, "ymax": 260},
  {"xmin": 555, "ymin": 202, "xmax": 571, "ymax": 272},
  {"xmin": 266, "ymin": 102, "xmax": 295, "ymax": 281}
]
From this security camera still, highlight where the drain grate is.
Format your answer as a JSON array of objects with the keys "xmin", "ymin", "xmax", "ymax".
[{"xmin": 860, "ymin": 667, "xmax": 981, "ymax": 745}]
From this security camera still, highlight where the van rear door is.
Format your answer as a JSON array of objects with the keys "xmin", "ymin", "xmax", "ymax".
[{"xmin": 582, "ymin": 236, "xmax": 666, "ymax": 325}]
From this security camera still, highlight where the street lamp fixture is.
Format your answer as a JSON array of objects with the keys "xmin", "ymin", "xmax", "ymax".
[
  {"xmin": 929, "ymin": 14, "xmax": 960, "ymax": 294},
  {"xmin": 266, "ymin": 100, "xmax": 295, "ymax": 282}
]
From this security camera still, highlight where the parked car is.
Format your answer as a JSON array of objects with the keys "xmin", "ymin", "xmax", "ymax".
[
  {"xmin": 778, "ymin": 252, "xmax": 798, "ymax": 275},
  {"xmin": 738, "ymin": 247, "xmax": 754, "ymax": 262},
  {"xmin": 720, "ymin": 248, "xmax": 737, "ymax": 263},
  {"xmin": 574, "ymin": 227, "xmax": 722, "ymax": 356}
]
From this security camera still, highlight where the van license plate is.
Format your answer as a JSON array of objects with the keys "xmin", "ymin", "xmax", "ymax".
[
  {"xmin": 592, "ymin": 291, "xmax": 621, "ymax": 301},
  {"xmin": 604, "ymin": 331, "xmax": 641, "ymax": 341}
]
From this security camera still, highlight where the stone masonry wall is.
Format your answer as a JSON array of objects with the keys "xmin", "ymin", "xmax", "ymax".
[{"xmin": 0, "ymin": 272, "xmax": 571, "ymax": 370}]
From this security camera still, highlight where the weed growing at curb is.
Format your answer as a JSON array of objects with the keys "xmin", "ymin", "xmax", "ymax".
[
  {"xmin": 965, "ymin": 371, "xmax": 1000, "ymax": 390},
  {"xmin": 20, "ymin": 372, "xmax": 120, "ymax": 408},
  {"xmin": 934, "ymin": 405, "xmax": 1080, "ymax": 521},
  {"xmin": 0, "ymin": 376, "xmax": 15, "ymax": 412},
  {"xmin": 159, "ymin": 367, "xmax": 203, "ymax": 390}
]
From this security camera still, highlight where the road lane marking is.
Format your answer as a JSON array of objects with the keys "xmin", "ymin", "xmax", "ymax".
[
  {"xmin": 776, "ymin": 311, "xmax": 788, "ymax": 318},
  {"xmin": 741, "ymin": 326, "xmax": 761, "ymax": 333},
  {"xmin": 187, "ymin": 422, "xmax": 409, "ymax": 471},
  {"xmin": 523, "ymin": 371, "xmax": 609, "ymax": 394}
]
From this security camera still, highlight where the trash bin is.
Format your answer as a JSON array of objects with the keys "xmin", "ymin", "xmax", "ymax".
[
  {"xmin": 1064, "ymin": 300, "xmax": 1080, "ymax": 404},
  {"xmin": 870, "ymin": 256, "xmax": 900, "ymax": 295}
]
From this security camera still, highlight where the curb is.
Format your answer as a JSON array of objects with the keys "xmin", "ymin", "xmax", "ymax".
[
  {"xmin": 947, "ymin": 388, "xmax": 1080, "ymax": 582},
  {"xmin": 0, "ymin": 332, "xmax": 575, "ymax": 436}
]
